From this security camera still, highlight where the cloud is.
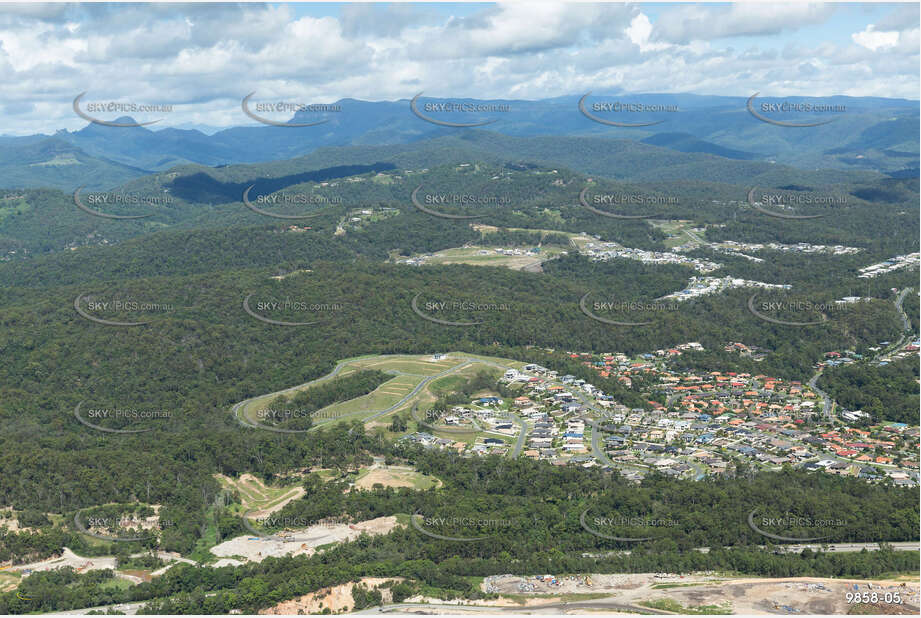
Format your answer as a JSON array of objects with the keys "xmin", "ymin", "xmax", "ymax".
[
  {"xmin": 852, "ymin": 25, "xmax": 900, "ymax": 51},
  {"xmin": 651, "ymin": 3, "xmax": 835, "ymax": 44},
  {"xmin": 0, "ymin": 2, "xmax": 915, "ymax": 135}
]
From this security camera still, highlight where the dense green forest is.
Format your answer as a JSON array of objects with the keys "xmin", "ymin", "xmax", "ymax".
[
  {"xmin": 265, "ymin": 370, "xmax": 391, "ymax": 431},
  {"xmin": 0, "ymin": 131, "xmax": 917, "ymax": 614},
  {"xmin": 1, "ymin": 154, "xmax": 917, "ymax": 264},
  {"xmin": 0, "ymin": 250, "xmax": 914, "ymax": 518},
  {"xmin": 818, "ymin": 358, "xmax": 920, "ymax": 424},
  {"xmin": 1, "ymin": 453, "xmax": 917, "ymax": 614}
]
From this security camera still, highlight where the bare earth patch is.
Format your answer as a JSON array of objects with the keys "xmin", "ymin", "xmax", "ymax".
[
  {"xmin": 353, "ymin": 466, "xmax": 441, "ymax": 490},
  {"xmin": 260, "ymin": 577, "xmax": 402, "ymax": 614},
  {"xmin": 210, "ymin": 516, "xmax": 401, "ymax": 563},
  {"xmin": 481, "ymin": 573, "xmax": 920, "ymax": 615}
]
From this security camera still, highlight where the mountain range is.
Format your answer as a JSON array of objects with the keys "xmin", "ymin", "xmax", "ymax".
[{"xmin": 1, "ymin": 92, "xmax": 917, "ymax": 190}]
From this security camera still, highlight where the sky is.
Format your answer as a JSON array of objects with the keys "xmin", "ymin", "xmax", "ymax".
[{"xmin": 0, "ymin": 1, "xmax": 917, "ymax": 135}]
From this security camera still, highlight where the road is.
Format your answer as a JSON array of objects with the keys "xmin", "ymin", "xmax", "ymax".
[
  {"xmin": 357, "ymin": 600, "xmax": 665, "ymax": 615},
  {"xmin": 805, "ymin": 286, "xmax": 914, "ymax": 422},
  {"xmin": 583, "ymin": 541, "xmax": 920, "ymax": 558},
  {"xmin": 361, "ymin": 361, "xmax": 476, "ymax": 425},
  {"xmin": 765, "ymin": 541, "xmax": 919, "ymax": 554},
  {"xmin": 55, "ymin": 601, "xmax": 147, "ymax": 615},
  {"xmin": 895, "ymin": 287, "xmax": 912, "ymax": 331},
  {"xmin": 231, "ymin": 357, "xmax": 353, "ymax": 429},
  {"xmin": 583, "ymin": 417, "xmax": 647, "ymax": 478},
  {"xmin": 507, "ymin": 411, "xmax": 528, "ymax": 457},
  {"xmin": 807, "ymin": 370, "xmax": 833, "ymax": 419},
  {"xmin": 874, "ymin": 286, "xmax": 914, "ymax": 362},
  {"xmin": 233, "ymin": 356, "xmax": 480, "ymax": 431}
]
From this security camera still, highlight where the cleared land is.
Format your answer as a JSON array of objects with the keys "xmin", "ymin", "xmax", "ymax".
[
  {"xmin": 210, "ymin": 516, "xmax": 400, "ymax": 563},
  {"xmin": 233, "ymin": 353, "xmax": 526, "ymax": 433},
  {"xmin": 215, "ymin": 473, "xmax": 304, "ymax": 517},
  {"xmin": 648, "ymin": 219, "xmax": 702, "ymax": 248},
  {"xmin": 406, "ymin": 246, "xmax": 566, "ymax": 271},
  {"xmin": 479, "ymin": 573, "xmax": 920, "ymax": 615},
  {"xmin": 353, "ymin": 466, "xmax": 441, "ymax": 491},
  {"xmin": 10, "ymin": 547, "xmax": 117, "ymax": 576},
  {"xmin": 260, "ymin": 577, "xmax": 402, "ymax": 614}
]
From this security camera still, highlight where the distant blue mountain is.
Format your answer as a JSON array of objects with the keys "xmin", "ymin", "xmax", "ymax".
[{"xmin": 1, "ymin": 93, "xmax": 916, "ymax": 189}]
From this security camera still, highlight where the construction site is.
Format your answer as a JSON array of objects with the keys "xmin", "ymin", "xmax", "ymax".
[{"xmin": 480, "ymin": 572, "xmax": 920, "ymax": 615}]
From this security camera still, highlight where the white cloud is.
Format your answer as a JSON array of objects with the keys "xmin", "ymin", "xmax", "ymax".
[
  {"xmin": 0, "ymin": 2, "xmax": 915, "ymax": 135},
  {"xmin": 626, "ymin": 13, "xmax": 669, "ymax": 52},
  {"xmin": 852, "ymin": 25, "xmax": 900, "ymax": 51},
  {"xmin": 651, "ymin": 3, "xmax": 835, "ymax": 44}
]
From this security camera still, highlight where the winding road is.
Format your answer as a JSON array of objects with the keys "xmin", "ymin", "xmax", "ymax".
[
  {"xmin": 806, "ymin": 286, "xmax": 915, "ymax": 421},
  {"xmin": 232, "ymin": 356, "xmax": 481, "ymax": 431}
]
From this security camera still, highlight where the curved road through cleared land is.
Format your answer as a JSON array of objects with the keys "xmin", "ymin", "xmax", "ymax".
[{"xmin": 233, "ymin": 357, "xmax": 480, "ymax": 431}]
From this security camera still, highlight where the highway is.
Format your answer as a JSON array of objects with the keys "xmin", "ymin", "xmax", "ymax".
[
  {"xmin": 357, "ymin": 600, "xmax": 665, "ymax": 615},
  {"xmin": 762, "ymin": 541, "xmax": 919, "ymax": 554},
  {"xmin": 583, "ymin": 541, "xmax": 920, "ymax": 558}
]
